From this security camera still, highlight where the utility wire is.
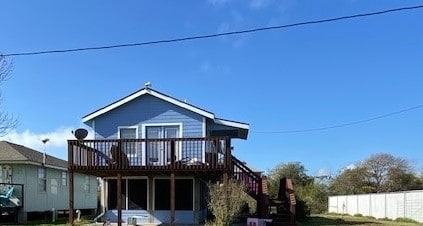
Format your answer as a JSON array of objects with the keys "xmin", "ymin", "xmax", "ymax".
[
  {"xmin": 252, "ymin": 104, "xmax": 423, "ymax": 134},
  {"xmin": 2, "ymin": 4, "xmax": 423, "ymax": 57}
]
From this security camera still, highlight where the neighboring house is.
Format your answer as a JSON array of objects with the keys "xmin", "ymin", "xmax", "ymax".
[
  {"xmin": 0, "ymin": 141, "xmax": 97, "ymax": 223},
  {"xmin": 68, "ymin": 86, "xmax": 266, "ymax": 225}
]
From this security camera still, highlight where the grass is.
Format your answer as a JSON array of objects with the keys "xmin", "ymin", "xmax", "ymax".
[{"xmin": 298, "ymin": 214, "xmax": 423, "ymax": 226}]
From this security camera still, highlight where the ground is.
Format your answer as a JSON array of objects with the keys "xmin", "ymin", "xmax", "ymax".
[{"xmin": 298, "ymin": 214, "xmax": 423, "ymax": 226}]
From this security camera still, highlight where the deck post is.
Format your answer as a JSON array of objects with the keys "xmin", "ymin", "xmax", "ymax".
[
  {"xmin": 117, "ymin": 173, "xmax": 122, "ymax": 226},
  {"xmin": 68, "ymin": 141, "xmax": 74, "ymax": 225},
  {"xmin": 170, "ymin": 172, "xmax": 175, "ymax": 226},
  {"xmin": 257, "ymin": 177, "xmax": 263, "ymax": 218},
  {"xmin": 69, "ymin": 171, "xmax": 74, "ymax": 225}
]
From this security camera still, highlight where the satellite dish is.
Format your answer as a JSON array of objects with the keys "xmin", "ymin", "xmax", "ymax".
[{"xmin": 74, "ymin": 128, "xmax": 88, "ymax": 140}]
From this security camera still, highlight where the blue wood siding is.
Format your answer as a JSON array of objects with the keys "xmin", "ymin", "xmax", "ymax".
[{"xmin": 91, "ymin": 94, "xmax": 204, "ymax": 139}]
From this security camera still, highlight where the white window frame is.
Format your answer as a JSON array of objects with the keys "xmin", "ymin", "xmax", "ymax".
[
  {"xmin": 104, "ymin": 176, "xmax": 149, "ymax": 210},
  {"xmin": 61, "ymin": 171, "xmax": 67, "ymax": 187},
  {"xmin": 84, "ymin": 176, "xmax": 90, "ymax": 193},
  {"xmin": 118, "ymin": 126, "xmax": 139, "ymax": 158},
  {"xmin": 38, "ymin": 167, "xmax": 47, "ymax": 192},
  {"xmin": 141, "ymin": 123, "xmax": 183, "ymax": 166}
]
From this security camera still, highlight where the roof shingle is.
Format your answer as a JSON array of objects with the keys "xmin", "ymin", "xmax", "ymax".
[{"xmin": 0, "ymin": 141, "xmax": 67, "ymax": 168}]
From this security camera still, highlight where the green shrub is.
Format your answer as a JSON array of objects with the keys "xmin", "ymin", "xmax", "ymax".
[
  {"xmin": 379, "ymin": 217, "xmax": 392, "ymax": 221},
  {"xmin": 353, "ymin": 213, "xmax": 363, "ymax": 217},
  {"xmin": 207, "ymin": 179, "xmax": 249, "ymax": 226},
  {"xmin": 395, "ymin": 217, "xmax": 418, "ymax": 223}
]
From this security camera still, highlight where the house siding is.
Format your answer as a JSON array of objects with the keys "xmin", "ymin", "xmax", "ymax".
[
  {"xmin": 7, "ymin": 164, "xmax": 96, "ymax": 213},
  {"xmin": 92, "ymin": 94, "xmax": 203, "ymax": 139}
]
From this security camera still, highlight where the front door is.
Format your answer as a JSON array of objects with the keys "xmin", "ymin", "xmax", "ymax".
[{"xmin": 146, "ymin": 125, "xmax": 179, "ymax": 166}]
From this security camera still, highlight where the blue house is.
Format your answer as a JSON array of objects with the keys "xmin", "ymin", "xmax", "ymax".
[{"xmin": 67, "ymin": 86, "xmax": 265, "ymax": 225}]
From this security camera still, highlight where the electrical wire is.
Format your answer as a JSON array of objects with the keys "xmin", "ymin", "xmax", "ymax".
[
  {"xmin": 252, "ymin": 104, "xmax": 423, "ymax": 134},
  {"xmin": 2, "ymin": 4, "xmax": 423, "ymax": 57}
]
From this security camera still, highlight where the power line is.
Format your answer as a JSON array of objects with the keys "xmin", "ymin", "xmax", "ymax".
[
  {"xmin": 2, "ymin": 4, "xmax": 423, "ymax": 57},
  {"xmin": 252, "ymin": 104, "xmax": 423, "ymax": 134}
]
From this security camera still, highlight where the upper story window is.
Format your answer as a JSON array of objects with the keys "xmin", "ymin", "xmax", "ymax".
[
  {"xmin": 118, "ymin": 127, "xmax": 138, "ymax": 158},
  {"xmin": 38, "ymin": 167, "xmax": 47, "ymax": 192},
  {"xmin": 118, "ymin": 127, "xmax": 137, "ymax": 139}
]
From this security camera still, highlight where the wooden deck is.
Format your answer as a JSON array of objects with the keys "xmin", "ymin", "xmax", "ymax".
[{"xmin": 68, "ymin": 137, "xmax": 232, "ymax": 177}]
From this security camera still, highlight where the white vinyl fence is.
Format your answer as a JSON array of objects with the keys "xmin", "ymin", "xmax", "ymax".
[{"xmin": 328, "ymin": 190, "xmax": 423, "ymax": 223}]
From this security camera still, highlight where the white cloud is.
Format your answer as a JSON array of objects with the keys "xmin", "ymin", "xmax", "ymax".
[
  {"xmin": 1, "ymin": 127, "xmax": 94, "ymax": 160},
  {"xmin": 316, "ymin": 167, "xmax": 331, "ymax": 177},
  {"xmin": 341, "ymin": 163, "xmax": 357, "ymax": 172},
  {"xmin": 208, "ymin": 0, "xmax": 232, "ymax": 7},
  {"xmin": 200, "ymin": 61, "xmax": 213, "ymax": 73},
  {"xmin": 249, "ymin": 0, "xmax": 272, "ymax": 10}
]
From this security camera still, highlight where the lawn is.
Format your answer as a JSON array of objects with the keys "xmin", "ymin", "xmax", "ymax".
[{"xmin": 298, "ymin": 214, "xmax": 423, "ymax": 226}]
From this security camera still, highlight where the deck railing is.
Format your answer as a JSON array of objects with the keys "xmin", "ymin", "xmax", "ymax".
[{"xmin": 68, "ymin": 137, "xmax": 232, "ymax": 171}]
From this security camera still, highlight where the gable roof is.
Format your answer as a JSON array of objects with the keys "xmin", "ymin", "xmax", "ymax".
[
  {"xmin": 0, "ymin": 141, "xmax": 67, "ymax": 169},
  {"xmin": 82, "ymin": 87, "xmax": 250, "ymax": 133}
]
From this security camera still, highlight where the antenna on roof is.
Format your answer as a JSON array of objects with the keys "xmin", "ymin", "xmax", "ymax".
[
  {"xmin": 42, "ymin": 138, "xmax": 49, "ymax": 165},
  {"xmin": 144, "ymin": 81, "xmax": 152, "ymax": 89}
]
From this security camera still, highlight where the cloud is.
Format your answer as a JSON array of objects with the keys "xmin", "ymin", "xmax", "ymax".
[
  {"xmin": 316, "ymin": 167, "xmax": 331, "ymax": 177},
  {"xmin": 200, "ymin": 61, "xmax": 213, "ymax": 73},
  {"xmin": 249, "ymin": 0, "xmax": 272, "ymax": 10},
  {"xmin": 1, "ymin": 127, "xmax": 94, "ymax": 160},
  {"xmin": 208, "ymin": 0, "xmax": 232, "ymax": 7}
]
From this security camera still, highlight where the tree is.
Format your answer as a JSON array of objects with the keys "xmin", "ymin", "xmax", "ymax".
[
  {"xmin": 0, "ymin": 55, "xmax": 17, "ymax": 136},
  {"xmin": 361, "ymin": 153, "xmax": 410, "ymax": 192},
  {"xmin": 329, "ymin": 153, "xmax": 423, "ymax": 195},
  {"xmin": 267, "ymin": 162, "xmax": 328, "ymax": 215},
  {"xmin": 329, "ymin": 166, "xmax": 374, "ymax": 195},
  {"xmin": 267, "ymin": 162, "xmax": 312, "ymax": 198}
]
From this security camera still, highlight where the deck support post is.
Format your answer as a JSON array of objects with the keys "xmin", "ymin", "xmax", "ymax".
[
  {"xmin": 170, "ymin": 172, "xmax": 175, "ymax": 226},
  {"xmin": 69, "ymin": 171, "xmax": 74, "ymax": 225},
  {"xmin": 170, "ymin": 140, "xmax": 176, "ymax": 225},
  {"xmin": 117, "ymin": 173, "xmax": 122, "ymax": 226}
]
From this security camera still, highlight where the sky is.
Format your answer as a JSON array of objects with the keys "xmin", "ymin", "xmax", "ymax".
[{"xmin": 1, "ymin": 0, "xmax": 423, "ymax": 177}]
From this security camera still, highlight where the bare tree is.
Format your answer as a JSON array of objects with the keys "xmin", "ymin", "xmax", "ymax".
[
  {"xmin": 0, "ymin": 54, "xmax": 18, "ymax": 136},
  {"xmin": 361, "ymin": 153, "xmax": 409, "ymax": 192}
]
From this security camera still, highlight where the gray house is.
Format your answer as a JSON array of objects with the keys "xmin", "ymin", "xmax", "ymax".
[
  {"xmin": 0, "ymin": 141, "xmax": 97, "ymax": 223},
  {"xmin": 68, "ymin": 87, "xmax": 267, "ymax": 225}
]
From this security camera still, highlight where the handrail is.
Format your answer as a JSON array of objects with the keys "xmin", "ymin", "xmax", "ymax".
[{"xmin": 68, "ymin": 137, "xmax": 232, "ymax": 172}]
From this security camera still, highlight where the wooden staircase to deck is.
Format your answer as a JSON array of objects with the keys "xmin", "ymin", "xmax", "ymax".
[{"xmin": 231, "ymin": 158, "xmax": 296, "ymax": 225}]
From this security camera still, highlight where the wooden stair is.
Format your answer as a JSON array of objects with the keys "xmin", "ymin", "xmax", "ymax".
[{"xmin": 230, "ymin": 158, "xmax": 296, "ymax": 225}]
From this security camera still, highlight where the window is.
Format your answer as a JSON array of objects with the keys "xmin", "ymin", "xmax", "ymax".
[
  {"xmin": 119, "ymin": 127, "xmax": 137, "ymax": 139},
  {"xmin": 84, "ymin": 176, "xmax": 90, "ymax": 193},
  {"xmin": 154, "ymin": 178, "xmax": 193, "ymax": 210},
  {"xmin": 61, "ymin": 172, "xmax": 67, "ymax": 186},
  {"xmin": 38, "ymin": 168, "xmax": 46, "ymax": 192},
  {"xmin": 118, "ymin": 127, "xmax": 138, "ymax": 158}
]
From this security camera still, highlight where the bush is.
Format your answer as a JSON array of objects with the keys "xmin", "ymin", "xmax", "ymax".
[
  {"xmin": 353, "ymin": 213, "xmax": 363, "ymax": 217},
  {"xmin": 395, "ymin": 217, "xmax": 418, "ymax": 223},
  {"xmin": 207, "ymin": 179, "xmax": 249, "ymax": 226}
]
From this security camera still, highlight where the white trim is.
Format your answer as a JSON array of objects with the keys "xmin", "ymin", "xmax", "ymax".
[
  {"xmin": 152, "ymin": 176, "xmax": 195, "ymax": 211},
  {"xmin": 82, "ymin": 89, "xmax": 215, "ymax": 122},
  {"xmin": 2, "ymin": 161, "xmax": 68, "ymax": 171},
  {"xmin": 92, "ymin": 120, "xmax": 96, "ymax": 138},
  {"xmin": 202, "ymin": 118, "xmax": 206, "ymax": 163},
  {"xmin": 117, "ymin": 126, "xmax": 139, "ymax": 139},
  {"xmin": 118, "ymin": 126, "xmax": 139, "ymax": 158},
  {"xmin": 104, "ymin": 176, "xmax": 149, "ymax": 211},
  {"xmin": 141, "ymin": 123, "xmax": 183, "ymax": 165},
  {"xmin": 141, "ymin": 123, "xmax": 183, "ymax": 138},
  {"xmin": 214, "ymin": 118, "xmax": 250, "ymax": 130}
]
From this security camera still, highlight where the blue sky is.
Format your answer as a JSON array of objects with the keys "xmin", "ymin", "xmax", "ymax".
[{"xmin": 1, "ymin": 0, "xmax": 422, "ymax": 176}]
